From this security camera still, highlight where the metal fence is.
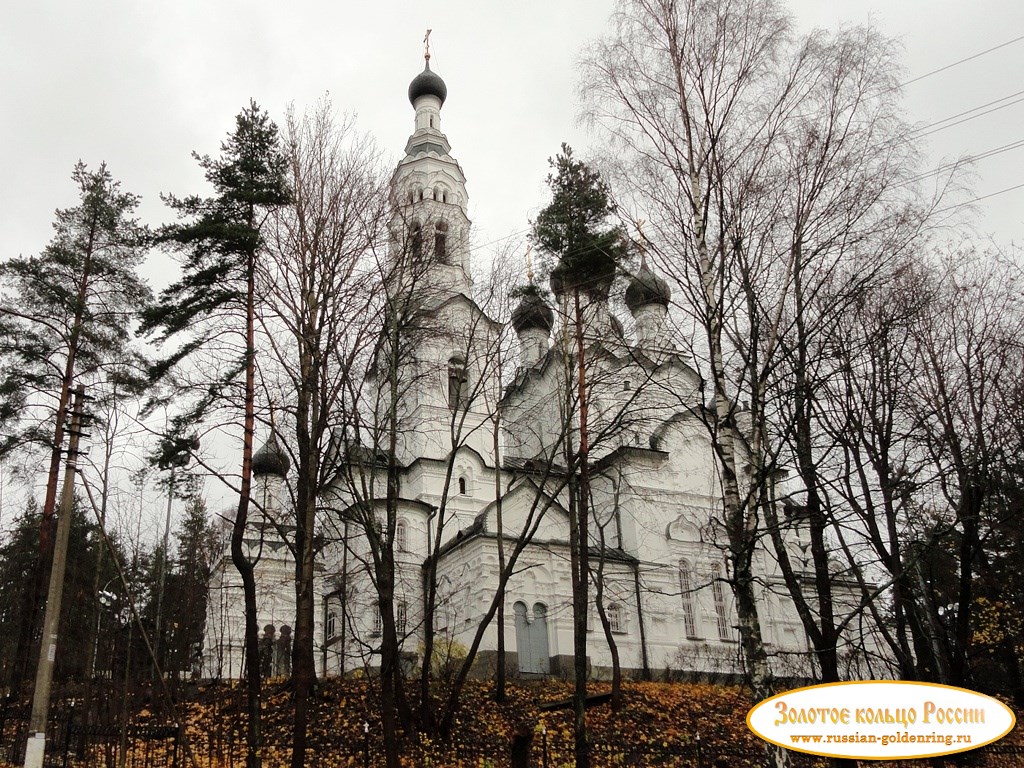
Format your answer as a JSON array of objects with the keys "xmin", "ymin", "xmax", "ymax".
[{"xmin": 0, "ymin": 701, "xmax": 180, "ymax": 768}]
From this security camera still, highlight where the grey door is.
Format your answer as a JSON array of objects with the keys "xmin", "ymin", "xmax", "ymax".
[{"xmin": 514, "ymin": 600, "xmax": 550, "ymax": 675}]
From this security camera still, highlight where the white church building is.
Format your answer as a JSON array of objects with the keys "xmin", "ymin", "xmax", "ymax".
[{"xmin": 202, "ymin": 54, "xmax": 869, "ymax": 684}]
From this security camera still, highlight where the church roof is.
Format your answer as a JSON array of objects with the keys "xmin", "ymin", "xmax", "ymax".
[
  {"xmin": 252, "ymin": 434, "xmax": 290, "ymax": 477},
  {"xmin": 624, "ymin": 263, "xmax": 671, "ymax": 312},
  {"xmin": 408, "ymin": 62, "xmax": 447, "ymax": 106}
]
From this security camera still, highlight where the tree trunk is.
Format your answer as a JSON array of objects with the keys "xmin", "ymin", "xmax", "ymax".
[
  {"xmin": 230, "ymin": 252, "xmax": 262, "ymax": 768},
  {"xmin": 290, "ymin": 335, "xmax": 318, "ymax": 768},
  {"xmin": 378, "ymin": 309, "xmax": 407, "ymax": 768},
  {"xmin": 290, "ymin": 489, "xmax": 317, "ymax": 768},
  {"xmin": 571, "ymin": 288, "xmax": 591, "ymax": 768},
  {"xmin": 594, "ymin": 570, "xmax": 622, "ymax": 711},
  {"xmin": 632, "ymin": 563, "xmax": 651, "ymax": 682},
  {"xmin": 493, "ymin": 412, "xmax": 507, "ymax": 703}
]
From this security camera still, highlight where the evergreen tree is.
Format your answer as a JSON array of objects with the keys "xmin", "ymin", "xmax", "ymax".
[
  {"xmin": 530, "ymin": 145, "xmax": 625, "ymax": 768},
  {"xmin": 0, "ymin": 496, "xmax": 122, "ymax": 686},
  {"xmin": 532, "ymin": 144, "xmax": 624, "ymax": 298},
  {"xmin": 0, "ymin": 162, "xmax": 150, "ymax": 690},
  {"xmin": 163, "ymin": 497, "xmax": 217, "ymax": 680},
  {"xmin": 142, "ymin": 101, "xmax": 290, "ymax": 768}
]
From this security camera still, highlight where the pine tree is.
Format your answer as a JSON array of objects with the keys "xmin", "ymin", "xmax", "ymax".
[
  {"xmin": 142, "ymin": 101, "xmax": 290, "ymax": 768},
  {"xmin": 532, "ymin": 144, "xmax": 624, "ymax": 298},
  {"xmin": 0, "ymin": 162, "xmax": 150, "ymax": 690},
  {"xmin": 531, "ymin": 145, "xmax": 625, "ymax": 768}
]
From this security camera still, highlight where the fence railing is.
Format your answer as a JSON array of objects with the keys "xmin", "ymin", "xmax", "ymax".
[
  {"xmin": 221, "ymin": 735, "xmax": 1024, "ymax": 768},
  {"xmin": 0, "ymin": 700, "xmax": 180, "ymax": 768}
]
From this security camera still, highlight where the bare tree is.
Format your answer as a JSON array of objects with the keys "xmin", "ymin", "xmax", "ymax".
[
  {"xmin": 579, "ymin": 3, "xmax": 937, "ymax": 765},
  {"xmin": 582, "ymin": 5, "xmax": 803, "ymax": 743},
  {"xmin": 257, "ymin": 98, "xmax": 390, "ymax": 768},
  {"xmin": 811, "ymin": 246, "xmax": 1024, "ymax": 698},
  {"xmin": 904, "ymin": 249, "xmax": 1024, "ymax": 686},
  {"xmin": 815, "ymin": 256, "xmax": 942, "ymax": 681}
]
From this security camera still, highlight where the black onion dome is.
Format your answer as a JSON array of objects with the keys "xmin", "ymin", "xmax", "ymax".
[
  {"xmin": 511, "ymin": 291, "xmax": 554, "ymax": 334},
  {"xmin": 624, "ymin": 264, "xmax": 671, "ymax": 313},
  {"xmin": 408, "ymin": 62, "xmax": 447, "ymax": 106},
  {"xmin": 252, "ymin": 434, "xmax": 290, "ymax": 477}
]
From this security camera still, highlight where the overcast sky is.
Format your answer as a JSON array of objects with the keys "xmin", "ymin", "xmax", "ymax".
[
  {"xmin": 3, "ymin": 0, "xmax": 1023, "ymax": 281},
  {"xmin": 3, "ymin": 0, "xmax": 1023, "ymax": 527}
]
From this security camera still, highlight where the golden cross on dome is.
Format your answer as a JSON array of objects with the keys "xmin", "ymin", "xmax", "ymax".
[
  {"xmin": 525, "ymin": 245, "xmax": 535, "ymax": 283},
  {"xmin": 424, "ymin": 29, "xmax": 432, "ymax": 64}
]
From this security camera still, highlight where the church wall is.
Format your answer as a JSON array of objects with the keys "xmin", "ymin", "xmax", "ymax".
[
  {"xmin": 502, "ymin": 363, "xmax": 570, "ymax": 463},
  {"xmin": 201, "ymin": 536, "xmax": 314, "ymax": 680},
  {"xmin": 203, "ymin": 58, "xmax": 887, "ymax": 687},
  {"xmin": 317, "ymin": 503, "xmax": 428, "ymax": 676}
]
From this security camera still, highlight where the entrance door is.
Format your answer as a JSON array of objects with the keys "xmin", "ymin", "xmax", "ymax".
[{"xmin": 514, "ymin": 601, "xmax": 550, "ymax": 675}]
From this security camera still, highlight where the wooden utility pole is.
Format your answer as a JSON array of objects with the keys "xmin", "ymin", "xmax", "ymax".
[{"xmin": 24, "ymin": 385, "xmax": 88, "ymax": 768}]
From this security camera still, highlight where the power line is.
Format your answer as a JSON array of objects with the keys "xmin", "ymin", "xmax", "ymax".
[
  {"xmin": 467, "ymin": 228, "xmax": 531, "ymax": 256},
  {"xmin": 900, "ymin": 34, "xmax": 1024, "ymax": 88},
  {"xmin": 906, "ymin": 137, "xmax": 1024, "ymax": 185},
  {"xmin": 934, "ymin": 182, "xmax": 1024, "ymax": 214},
  {"xmin": 919, "ymin": 94, "xmax": 1024, "ymax": 137},
  {"xmin": 915, "ymin": 89, "xmax": 1024, "ymax": 135}
]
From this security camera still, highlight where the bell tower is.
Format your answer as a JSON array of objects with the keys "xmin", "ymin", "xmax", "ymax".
[
  {"xmin": 370, "ymin": 40, "xmax": 501, "ymax": 468},
  {"xmin": 390, "ymin": 37, "xmax": 472, "ymax": 296}
]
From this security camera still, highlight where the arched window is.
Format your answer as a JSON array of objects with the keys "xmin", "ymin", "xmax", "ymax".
[
  {"xmin": 396, "ymin": 601, "xmax": 407, "ymax": 634},
  {"xmin": 712, "ymin": 566, "xmax": 732, "ymax": 641},
  {"xmin": 458, "ymin": 476, "xmax": 467, "ymax": 495},
  {"xmin": 434, "ymin": 221, "xmax": 449, "ymax": 261},
  {"xmin": 410, "ymin": 222, "xmax": 423, "ymax": 260},
  {"xmin": 396, "ymin": 519, "xmax": 408, "ymax": 552},
  {"xmin": 448, "ymin": 357, "xmax": 468, "ymax": 409},
  {"xmin": 607, "ymin": 602, "xmax": 625, "ymax": 633},
  {"xmin": 678, "ymin": 560, "xmax": 698, "ymax": 638},
  {"xmin": 371, "ymin": 602, "xmax": 382, "ymax": 637},
  {"xmin": 326, "ymin": 610, "xmax": 337, "ymax": 641}
]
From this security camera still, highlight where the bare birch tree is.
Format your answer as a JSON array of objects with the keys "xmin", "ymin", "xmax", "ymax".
[{"xmin": 581, "ymin": 2, "xmax": 935, "ymax": 766}]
